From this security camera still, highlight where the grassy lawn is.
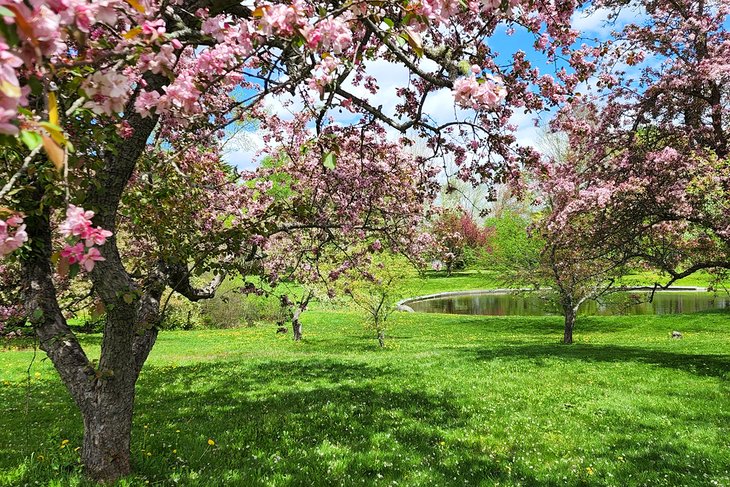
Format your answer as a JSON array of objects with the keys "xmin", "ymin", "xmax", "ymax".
[{"xmin": 1, "ymin": 277, "xmax": 729, "ymax": 486}]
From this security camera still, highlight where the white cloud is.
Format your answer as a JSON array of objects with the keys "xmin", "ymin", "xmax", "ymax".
[
  {"xmin": 510, "ymin": 107, "xmax": 545, "ymax": 149},
  {"xmin": 222, "ymin": 129, "xmax": 264, "ymax": 171},
  {"xmin": 571, "ymin": 4, "xmax": 647, "ymax": 38}
]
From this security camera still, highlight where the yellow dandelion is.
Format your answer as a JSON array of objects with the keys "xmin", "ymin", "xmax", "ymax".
[
  {"xmin": 173, "ymin": 449, "xmax": 177, "ymax": 454},
  {"xmin": 207, "ymin": 439, "xmax": 215, "ymax": 446},
  {"xmin": 60, "ymin": 439, "xmax": 69, "ymax": 448},
  {"xmin": 586, "ymin": 467, "xmax": 594, "ymax": 475}
]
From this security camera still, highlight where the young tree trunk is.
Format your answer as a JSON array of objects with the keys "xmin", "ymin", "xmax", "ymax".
[
  {"xmin": 292, "ymin": 315, "xmax": 303, "ymax": 341},
  {"xmin": 291, "ymin": 292, "xmax": 313, "ymax": 342},
  {"xmin": 563, "ymin": 306, "xmax": 577, "ymax": 344},
  {"xmin": 377, "ymin": 329, "xmax": 385, "ymax": 348}
]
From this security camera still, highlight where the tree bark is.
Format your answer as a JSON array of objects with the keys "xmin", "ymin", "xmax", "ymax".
[
  {"xmin": 563, "ymin": 306, "xmax": 577, "ymax": 344},
  {"xmin": 292, "ymin": 311, "xmax": 303, "ymax": 341},
  {"xmin": 81, "ymin": 390, "xmax": 135, "ymax": 482},
  {"xmin": 377, "ymin": 329, "xmax": 385, "ymax": 348},
  {"xmin": 291, "ymin": 291, "xmax": 313, "ymax": 342}
]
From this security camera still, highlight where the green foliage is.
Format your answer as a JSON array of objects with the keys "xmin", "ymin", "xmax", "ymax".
[
  {"xmin": 199, "ymin": 291, "xmax": 288, "ymax": 329},
  {"xmin": 482, "ymin": 211, "xmax": 543, "ymax": 280},
  {"xmin": 343, "ymin": 253, "xmax": 418, "ymax": 347},
  {"xmin": 159, "ymin": 296, "xmax": 204, "ymax": 331}
]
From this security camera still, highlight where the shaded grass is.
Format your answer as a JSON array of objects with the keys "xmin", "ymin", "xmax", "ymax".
[{"xmin": 0, "ymin": 305, "xmax": 729, "ymax": 485}]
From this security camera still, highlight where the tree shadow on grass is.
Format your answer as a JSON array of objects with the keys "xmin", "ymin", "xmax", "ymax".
[
  {"xmin": 3, "ymin": 353, "xmax": 730, "ymax": 486},
  {"xmin": 130, "ymin": 358, "xmax": 522, "ymax": 486},
  {"xmin": 467, "ymin": 342, "xmax": 730, "ymax": 379}
]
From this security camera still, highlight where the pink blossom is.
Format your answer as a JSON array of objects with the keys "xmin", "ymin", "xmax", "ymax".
[
  {"xmin": 141, "ymin": 19, "xmax": 166, "ymax": 41},
  {"xmin": 59, "ymin": 205, "xmax": 112, "ymax": 247},
  {"xmin": 134, "ymin": 90, "xmax": 161, "ymax": 118},
  {"xmin": 60, "ymin": 242, "xmax": 85, "ymax": 264},
  {"xmin": 82, "ymin": 70, "xmax": 132, "ymax": 115},
  {"xmin": 79, "ymin": 247, "xmax": 105, "ymax": 271},
  {"xmin": 453, "ymin": 74, "xmax": 506, "ymax": 109},
  {"xmin": 59, "ymin": 205, "xmax": 95, "ymax": 238},
  {"xmin": 0, "ymin": 43, "xmax": 25, "ymax": 135},
  {"xmin": 0, "ymin": 215, "xmax": 28, "ymax": 258}
]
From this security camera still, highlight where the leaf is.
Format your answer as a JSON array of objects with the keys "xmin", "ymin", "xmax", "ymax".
[
  {"xmin": 123, "ymin": 26, "xmax": 142, "ymax": 39},
  {"xmin": 122, "ymin": 293, "xmax": 136, "ymax": 304},
  {"xmin": 125, "ymin": 0, "xmax": 145, "ymax": 13},
  {"xmin": 323, "ymin": 151, "xmax": 336, "ymax": 170},
  {"xmin": 403, "ymin": 27, "xmax": 423, "ymax": 57},
  {"xmin": 48, "ymin": 91, "xmax": 59, "ymax": 126},
  {"xmin": 0, "ymin": 6, "xmax": 15, "ymax": 17},
  {"xmin": 91, "ymin": 300, "xmax": 106, "ymax": 319},
  {"xmin": 0, "ymin": 79, "xmax": 20, "ymax": 98},
  {"xmin": 56, "ymin": 256, "xmax": 69, "ymax": 279},
  {"xmin": 42, "ymin": 135, "xmax": 65, "ymax": 172},
  {"xmin": 383, "ymin": 17, "xmax": 395, "ymax": 29},
  {"xmin": 20, "ymin": 130, "xmax": 42, "ymax": 150},
  {"xmin": 39, "ymin": 121, "xmax": 66, "ymax": 146}
]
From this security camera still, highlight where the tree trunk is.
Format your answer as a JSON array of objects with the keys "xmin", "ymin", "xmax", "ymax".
[
  {"xmin": 377, "ymin": 330, "xmax": 385, "ymax": 348},
  {"xmin": 291, "ymin": 292, "xmax": 312, "ymax": 342},
  {"xmin": 563, "ymin": 307, "xmax": 577, "ymax": 344},
  {"xmin": 292, "ymin": 317, "xmax": 303, "ymax": 341},
  {"xmin": 81, "ymin": 393, "xmax": 135, "ymax": 482}
]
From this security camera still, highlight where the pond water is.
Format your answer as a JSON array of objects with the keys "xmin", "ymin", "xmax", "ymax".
[{"xmin": 407, "ymin": 291, "xmax": 730, "ymax": 316}]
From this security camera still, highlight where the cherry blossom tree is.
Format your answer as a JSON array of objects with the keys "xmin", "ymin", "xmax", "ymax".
[
  {"xmin": 428, "ymin": 206, "xmax": 492, "ymax": 275},
  {"xmin": 545, "ymin": 0, "xmax": 730, "ymax": 292},
  {"xmin": 259, "ymin": 121, "xmax": 434, "ymax": 341},
  {"xmin": 525, "ymin": 156, "xmax": 638, "ymax": 344},
  {"xmin": 0, "ymin": 0, "xmax": 591, "ymax": 481}
]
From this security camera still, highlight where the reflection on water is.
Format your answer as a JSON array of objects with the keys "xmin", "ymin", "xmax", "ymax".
[{"xmin": 408, "ymin": 292, "xmax": 730, "ymax": 316}]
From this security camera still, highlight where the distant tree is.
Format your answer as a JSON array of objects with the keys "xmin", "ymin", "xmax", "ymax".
[
  {"xmin": 429, "ymin": 208, "xmax": 493, "ymax": 275},
  {"xmin": 483, "ymin": 211, "xmax": 542, "ymax": 279}
]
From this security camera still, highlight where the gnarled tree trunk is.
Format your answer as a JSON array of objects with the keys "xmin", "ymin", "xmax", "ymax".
[{"xmin": 81, "ymin": 392, "xmax": 135, "ymax": 481}]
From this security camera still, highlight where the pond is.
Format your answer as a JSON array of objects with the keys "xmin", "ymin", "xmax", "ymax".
[{"xmin": 406, "ymin": 290, "xmax": 730, "ymax": 316}]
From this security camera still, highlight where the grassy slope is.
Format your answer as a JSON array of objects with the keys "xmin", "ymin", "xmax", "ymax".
[{"xmin": 1, "ymin": 277, "xmax": 729, "ymax": 486}]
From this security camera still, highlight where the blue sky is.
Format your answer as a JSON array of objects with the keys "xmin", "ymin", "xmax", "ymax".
[{"xmin": 223, "ymin": 4, "xmax": 646, "ymax": 170}]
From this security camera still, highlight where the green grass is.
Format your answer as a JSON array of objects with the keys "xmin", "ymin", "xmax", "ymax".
[
  {"xmin": 403, "ymin": 270, "xmax": 503, "ymax": 297},
  {"xmin": 1, "ymin": 277, "xmax": 729, "ymax": 486}
]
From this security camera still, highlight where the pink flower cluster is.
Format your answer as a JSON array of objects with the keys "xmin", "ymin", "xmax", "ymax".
[
  {"xmin": 453, "ymin": 72, "xmax": 506, "ymax": 109},
  {"xmin": 59, "ymin": 205, "xmax": 112, "ymax": 272},
  {"xmin": 0, "ymin": 42, "xmax": 25, "ymax": 135},
  {"xmin": 0, "ymin": 215, "xmax": 28, "ymax": 258},
  {"xmin": 259, "ymin": 0, "xmax": 310, "ymax": 36},
  {"xmin": 0, "ymin": 0, "xmax": 131, "ymax": 127},
  {"xmin": 60, "ymin": 243, "xmax": 105, "ymax": 272},
  {"xmin": 412, "ymin": 0, "xmax": 461, "ymax": 26},
  {"xmin": 302, "ymin": 18, "xmax": 352, "ymax": 54},
  {"xmin": 307, "ymin": 56, "xmax": 340, "ymax": 96},
  {"xmin": 82, "ymin": 70, "xmax": 133, "ymax": 115}
]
